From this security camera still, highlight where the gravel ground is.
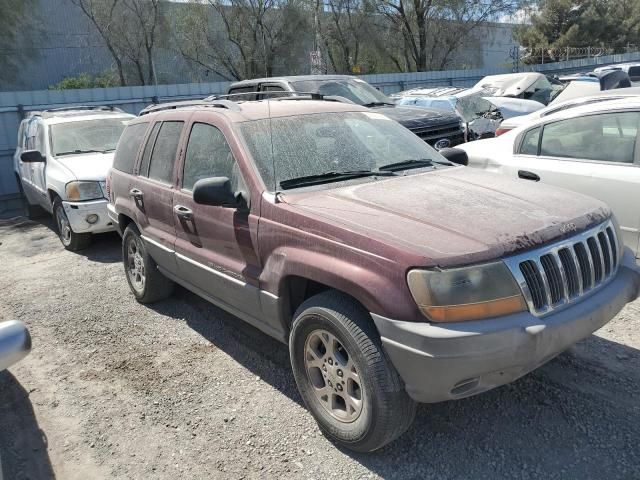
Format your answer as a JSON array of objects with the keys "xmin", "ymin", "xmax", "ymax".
[{"xmin": 1, "ymin": 216, "xmax": 639, "ymax": 480}]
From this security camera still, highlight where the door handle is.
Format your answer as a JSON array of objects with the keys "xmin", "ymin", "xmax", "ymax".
[
  {"xmin": 129, "ymin": 188, "xmax": 144, "ymax": 199},
  {"xmin": 518, "ymin": 170, "xmax": 540, "ymax": 182},
  {"xmin": 174, "ymin": 205, "xmax": 193, "ymax": 220}
]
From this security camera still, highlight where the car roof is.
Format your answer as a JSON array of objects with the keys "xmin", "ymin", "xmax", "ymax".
[
  {"xmin": 229, "ymin": 75, "xmax": 357, "ymax": 87},
  {"xmin": 132, "ymin": 99, "xmax": 369, "ymax": 124},
  {"xmin": 512, "ymin": 97, "xmax": 640, "ymax": 134}
]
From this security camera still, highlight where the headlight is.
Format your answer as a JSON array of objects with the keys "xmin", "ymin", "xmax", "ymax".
[
  {"xmin": 407, "ymin": 261, "xmax": 527, "ymax": 322},
  {"xmin": 65, "ymin": 181, "xmax": 104, "ymax": 201}
]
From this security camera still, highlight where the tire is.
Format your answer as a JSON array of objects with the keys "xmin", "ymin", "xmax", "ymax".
[
  {"xmin": 122, "ymin": 224, "xmax": 174, "ymax": 303},
  {"xmin": 289, "ymin": 290, "xmax": 416, "ymax": 452},
  {"xmin": 53, "ymin": 198, "xmax": 91, "ymax": 251}
]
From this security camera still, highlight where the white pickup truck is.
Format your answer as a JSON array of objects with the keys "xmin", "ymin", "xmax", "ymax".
[{"xmin": 14, "ymin": 106, "xmax": 134, "ymax": 250}]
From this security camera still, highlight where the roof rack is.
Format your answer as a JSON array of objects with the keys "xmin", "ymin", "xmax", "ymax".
[
  {"xmin": 39, "ymin": 105, "xmax": 125, "ymax": 118},
  {"xmin": 138, "ymin": 91, "xmax": 353, "ymax": 116},
  {"xmin": 206, "ymin": 91, "xmax": 355, "ymax": 104},
  {"xmin": 139, "ymin": 99, "xmax": 241, "ymax": 116}
]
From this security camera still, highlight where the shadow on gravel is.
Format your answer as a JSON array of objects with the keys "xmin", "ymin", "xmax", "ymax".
[
  {"xmin": 0, "ymin": 371, "xmax": 54, "ymax": 480},
  {"xmin": 78, "ymin": 232, "xmax": 122, "ymax": 264},
  {"xmin": 150, "ymin": 289, "xmax": 640, "ymax": 478}
]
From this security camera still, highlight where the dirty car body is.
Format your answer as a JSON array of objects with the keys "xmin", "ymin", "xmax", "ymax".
[
  {"xmin": 0, "ymin": 321, "xmax": 31, "ymax": 372},
  {"xmin": 108, "ymin": 98, "xmax": 640, "ymax": 451}
]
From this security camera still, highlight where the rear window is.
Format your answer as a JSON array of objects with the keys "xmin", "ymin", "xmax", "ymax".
[{"xmin": 113, "ymin": 123, "xmax": 148, "ymax": 174}]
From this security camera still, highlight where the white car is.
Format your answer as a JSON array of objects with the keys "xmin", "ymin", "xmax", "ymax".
[
  {"xmin": 496, "ymin": 86, "xmax": 640, "ymax": 135},
  {"xmin": 14, "ymin": 106, "xmax": 134, "ymax": 250},
  {"xmin": 457, "ymin": 98, "xmax": 640, "ymax": 256}
]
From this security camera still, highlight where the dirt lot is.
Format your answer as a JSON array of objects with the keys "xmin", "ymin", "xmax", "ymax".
[{"xmin": 1, "ymin": 216, "xmax": 639, "ymax": 480}]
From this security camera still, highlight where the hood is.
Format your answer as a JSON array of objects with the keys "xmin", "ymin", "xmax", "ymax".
[
  {"xmin": 55, "ymin": 152, "xmax": 115, "ymax": 181},
  {"xmin": 474, "ymin": 72, "xmax": 547, "ymax": 97},
  {"xmin": 372, "ymin": 104, "xmax": 460, "ymax": 128},
  {"xmin": 282, "ymin": 167, "xmax": 609, "ymax": 268},
  {"xmin": 483, "ymin": 97, "xmax": 544, "ymax": 119}
]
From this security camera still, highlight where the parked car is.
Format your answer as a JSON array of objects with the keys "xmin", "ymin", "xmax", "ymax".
[
  {"xmin": 225, "ymin": 75, "xmax": 465, "ymax": 148},
  {"xmin": 108, "ymin": 96, "xmax": 640, "ymax": 452},
  {"xmin": 457, "ymin": 98, "xmax": 640, "ymax": 255},
  {"xmin": 495, "ymin": 86, "xmax": 640, "ymax": 136},
  {"xmin": 392, "ymin": 87, "xmax": 542, "ymax": 140},
  {"xmin": 0, "ymin": 321, "xmax": 31, "ymax": 372},
  {"xmin": 474, "ymin": 72, "xmax": 566, "ymax": 104},
  {"xmin": 14, "ymin": 106, "xmax": 135, "ymax": 250},
  {"xmin": 594, "ymin": 63, "xmax": 640, "ymax": 83}
]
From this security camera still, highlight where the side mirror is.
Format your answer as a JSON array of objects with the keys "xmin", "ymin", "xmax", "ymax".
[
  {"xmin": 438, "ymin": 147, "xmax": 468, "ymax": 166},
  {"xmin": 20, "ymin": 150, "xmax": 45, "ymax": 163},
  {"xmin": 193, "ymin": 177, "xmax": 240, "ymax": 208}
]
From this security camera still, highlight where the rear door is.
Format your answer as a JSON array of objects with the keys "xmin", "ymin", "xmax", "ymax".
[
  {"xmin": 130, "ymin": 116, "xmax": 189, "ymax": 275},
  {"xmin": 172, "ymin": 112, "xmax": 262, "ymax": 317},
  {"xmin": 505, "ymin": 111, "xmax": 640, "ymax": 252}
]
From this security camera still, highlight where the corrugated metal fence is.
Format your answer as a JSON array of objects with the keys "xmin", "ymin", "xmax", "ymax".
[{"xmin": 2, "ymin": 50, "xmax": 640, "ymax": 216}]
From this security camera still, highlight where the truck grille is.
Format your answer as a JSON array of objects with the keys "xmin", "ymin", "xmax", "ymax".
[
  {"xmin": 504, "ymin": 220, "xmax": 620, "ymax": 316},
  {"xmin": 409, "ymin": 122, "xmax": 464, "ymax": 146}
]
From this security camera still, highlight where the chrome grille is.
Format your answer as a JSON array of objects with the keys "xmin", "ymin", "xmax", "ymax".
[{"xmin": 505, "ymin": 220, "xmax": 620, "ymax": 316}]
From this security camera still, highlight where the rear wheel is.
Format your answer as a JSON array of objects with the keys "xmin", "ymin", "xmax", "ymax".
[
  {"xmin": 122, "ymin": 224, "xmax": 174, "ymax": 303},
  {"xmin": 289, "ymin": 291, "xmax": 416, "ymax": 452},
  {"xmin": 53, "ymin": 198, "xmax": 91, "ymax": 251}
]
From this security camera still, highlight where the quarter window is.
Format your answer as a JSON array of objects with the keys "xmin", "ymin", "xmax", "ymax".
[
  {"xmin": 147, "ymin": 121, "xmax": 184, "ymax": 183},
  {"xmin": 139, "ymin": 122, "xmax": 161, "ymax": 176},
  {"xmin": 540, "ymin": 112, "xmax": 639, "ymax": 163},
  {"xmin": 183, "ymin": 123, "xmax": 236, "ymax": 191},
  {"xmin": 113, "ymin": 123, "xmax": 148, "ymax": 174},
  {"xmin": 519, "ymin": 127, "xmax": 540, "ymax": 155}
]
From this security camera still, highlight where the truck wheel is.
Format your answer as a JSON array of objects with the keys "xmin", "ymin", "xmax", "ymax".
[
  {"xmin": 53, "ymin": 198, "xmax": 91, "ymax": 251},
  {"xmin": 289, "ymin": 291, "xmax": 416, "ymax": 452},
  {"xmin": 122, "ymin": 224, "xmax": 174, "ymax": 303}
]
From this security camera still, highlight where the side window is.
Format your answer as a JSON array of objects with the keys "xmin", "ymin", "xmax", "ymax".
[
  {"xmin": 540, "ymin": 112, "xmax": 639, "ymax": 163},
  {"xmin": 519, "ymin": 126, "xmax": 540, "ymax": 155},
  {"xmin": 113, "ymin": 123, "xmax": 148, "ymax": 174},
  {"xmin": 229, "ymin": 86, "xmax": 257, "ymax": 101},
  {"xmin": 183, "ymin": 123, "xmax": 237, "ymax": 191},
  {"xmin": 147, "ymin": 121, "xmax": 184, "ymax": 184},
  {"xmin": 25, "ymin": 122, "xmax": 38, "ymax": 150},
  {"xmin": 35, "ymin": 124, "xmax": 47, "ymax": 153},
  {"xmin": 139, "ymin": 122, "xmax": 161, "ymax": 176}
]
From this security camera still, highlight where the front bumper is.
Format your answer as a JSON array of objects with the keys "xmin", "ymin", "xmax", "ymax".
[
  {"xmin": 372, "ymin": 248, "xmax": 640, "ymax": 403},
  {"xmin": 62, "ymin": 199, "xmax": 115, "ymax": 234}
]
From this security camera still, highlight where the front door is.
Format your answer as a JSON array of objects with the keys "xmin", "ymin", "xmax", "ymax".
[
  {"xmin": 172, "ymin": 115, "xmax": 262, "ymax": 317},
  {"xmin": 130, "ymin": 119, "xmax": 187, "ymax": 275},
  {"xmin": 32, "ymin": 122, "xmax": 50, "ymax": 209},
  {"xmin": 506, "ymin": 111, "xmax": 640, "ymax": 253}
]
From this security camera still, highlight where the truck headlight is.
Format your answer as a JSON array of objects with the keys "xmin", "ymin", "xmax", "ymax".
[
  {"xmin": 407, "ymin": 262, "xmax": 527, "ymax": 322},
  {"xmin": 66, "ymin": 181, "xmax": 104, "ymax": 201}
]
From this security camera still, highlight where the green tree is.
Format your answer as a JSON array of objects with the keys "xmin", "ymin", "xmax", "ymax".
[
  {"xmin": 515, "ymin": 0, "xmax": 640, "ymax": 63},
  {"xmin": 48, "ymin": 71, "xmax": 120, "ymax": 90},
  {"xmin": 0, "ymin": 0, "xmax": 40, "ymax": 88}
]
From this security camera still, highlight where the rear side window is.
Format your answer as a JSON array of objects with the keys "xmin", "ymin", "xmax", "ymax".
[
  {"xmin": 229, "ymin": 86, "xmax": 257, "ymax": 101},
  {"xmin": 139, "ymin": 122, "xmax": 161, "ymax": 176},
  {"xmin": 147, "ymin": 121, "xmax": 184, "ymax": 184},
  {"xmin": 113, "ymin": 123, "xmax": 148, "ymax": 174},
  {"xmin": 519, "ymin": 126, "xmax": 540, "ymax": 155}
]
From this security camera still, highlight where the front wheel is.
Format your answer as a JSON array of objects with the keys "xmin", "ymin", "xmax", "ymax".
[
  {"xmin": 289, "ymin": 291, "xmax": 416, "ymax": 452},
  {"xmin": 53, "ymin": 198, "xmax": 91, "ymax": 251}
]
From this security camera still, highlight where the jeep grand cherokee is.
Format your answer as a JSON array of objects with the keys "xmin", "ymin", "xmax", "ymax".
[{"xmin": 107, "ymin": 97, "xmax": 640, "ymax": 452}]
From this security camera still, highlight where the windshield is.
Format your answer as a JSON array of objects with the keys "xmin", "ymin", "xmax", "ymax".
[
  {"xmin": 237, "ymin": 111, "xmax": 448, "ymax": 190},
  {"xmin": 456, "ymin": 92, "xmax": 495, "ymax": 122},
  {"xmin": 289, "ymin": 79, "xmax": 392, "ymax": 106},
  {"xmin": 50, "ymin": 118, "xmax": 129, "ymax": 156}
]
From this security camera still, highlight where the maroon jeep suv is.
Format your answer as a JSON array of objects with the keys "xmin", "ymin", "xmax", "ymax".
[{"xmin": 107, "ymin": 97, "xmax": 640, "ymax": 452}]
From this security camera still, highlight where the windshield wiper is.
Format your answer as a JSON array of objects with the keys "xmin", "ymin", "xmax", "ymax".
[
  {"xmin": 279, "ymin": 170, "xmax": 396, "ymax": 190},
  {"xmin": 378, "ymin": 158, "xmax": 451, "ymax": 171},
  {"xmin": 56, "ymin": 149, "xmax": 110, "ymax": 156},
  {"xmin": 362, "ymin": 101, "xmax": 395, "ymax": 107}
]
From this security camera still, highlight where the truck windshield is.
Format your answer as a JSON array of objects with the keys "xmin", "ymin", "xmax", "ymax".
[
  {"xmin": 238, "ymin": 111, "xmax": 449, "ymax": 190},
  {"xmin": 290, "ymin": 79, "xmax": 393, "ymax": 106},
  {"xmin": 51, "ymin": 118, "xmax": 129, "ymax": 156}
]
